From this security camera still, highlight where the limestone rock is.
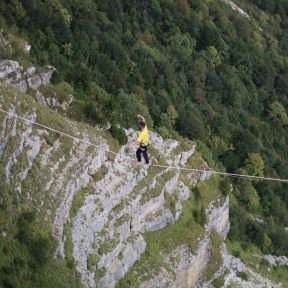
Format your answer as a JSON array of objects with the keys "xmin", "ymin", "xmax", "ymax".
[
  {"xmin": 262, "ymin": 255, "xmax": 288, "ymax": 267},
  {"xmin": 0, "ymin": 59, "xmax": 19, "ymax": 78},
  {"xmin": 0, "ymin": 59, "xmax": 55, "ymax": 94}
]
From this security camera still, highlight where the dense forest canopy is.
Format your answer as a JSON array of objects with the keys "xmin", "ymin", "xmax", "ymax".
[{"xmin": 0, "ymin": 0, "xmax": 288, "ymax": 286}]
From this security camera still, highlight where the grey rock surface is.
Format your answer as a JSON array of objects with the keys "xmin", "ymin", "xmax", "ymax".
[
  {"xmin": 1, "ymin": 87, "xmax": 285, "ymax": 288},
  {"xmin": 0, "ymin": 59, "xmax": 55, "ymax": 94}
]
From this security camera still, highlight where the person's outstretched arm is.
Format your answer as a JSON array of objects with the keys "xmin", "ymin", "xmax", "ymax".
[
  {"xmin": 137, "ymin": 114, "xmax": 146, "ymax": 123},
  {"xmin": 128, "ymin": 115, "xmax": 145, "ymax": 148}
]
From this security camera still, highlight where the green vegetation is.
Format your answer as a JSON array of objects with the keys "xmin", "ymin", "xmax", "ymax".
[
  {"xmin": 192, "ymin": 206, "xmax": 206, "ymax": 227},
  {"xmin": 125, "ymin": 165, "xmax": 160, "ymax": 204},
  {"xmin": 185, "ymin": 151, "xmax": 207, "ymax": 170},
  {"xmin": 0, "ymin": 211, "xmax": 82, "ymax": 288},
  {"xmin": 1, "ymin": 0, "xmax": 288, "ymax": 286},
  {"xmin": 70, "ymin": 188, "xmax": 87, "ymax": 219},
  {"xmin": 98, "ymin": 236, "xmax": 119, "ymax": 256},
  {"xmin": 227, "ymin": 240, "xmax": 288, "ymax": 287},
  {"xmin": 87, "ymin": 254, "xmax": 100, "ymax": 272},
  {"xmin": 116, "ymin": 201, "xmax": 204, "ymax": 287},
  {"xmin": 193, "ymin": 176, "xmax": 222, "ymax": 206},
  {"xmin": 109, "ymin": 124, "xmax": 128, "ymax": 145},
  {"xmin": 237, "ymin": 271, "xmax": 249, "ymax": 281},
  {"xmin": 140, "ymin": 170, "xmax": 176, "ymax": 205},
  {"xmin": 92, "ymin": 164, "xmax": 109, "ymax": 182},
  {"xmin": 95, "ymin": 267, "xmax": 107, "ymax": 286},
  {"xmin": 212, "ymin": 275, "xmax": 226, "ymax": 288},
  {"xmin": 0, "ymin": 84, "xmax": 99, "ymax": 287},
  {"xmin": 115, "ymin": 213, "xmax": 130, "ymax": 227},
  {"xmin": 202, "ymin": 231, "xmax": 224, "ymax": 282},
  {"xmin": 39, "ymin": 82, "xmax": 73, "ymax": 104},
  {"xmin": 63, "ymin": 223, "xmax": 75, "ymax": 269},
  {"xmin": 164, "ymin": 192, "xmax": 178, "ymax": 217},
  {"xmin": 117, "ymin": 177, "xmax": 222, "ymax": 287}
]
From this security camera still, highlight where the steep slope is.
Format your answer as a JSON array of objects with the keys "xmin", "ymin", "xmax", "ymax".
[
  {"xmin": 0, "ymin": 59, "xmax": 55, "ymax": 93},
  {"xmin": 1, "ymin": 0, "xmax": 288, "ymax": 286},
  {"xmin": 0, "ymin": 82, "xmax": 209, "ymax": 287},
  {"xmin": 1, "ymin": 82, "xmax": 286, "ymax": 288}
]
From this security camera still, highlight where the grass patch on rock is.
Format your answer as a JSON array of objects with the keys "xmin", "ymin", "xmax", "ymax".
[
  {"xmin": 63, "ymin": 222, "xmax": 75, "ymax": 270},
  {"xmin": 87, "ymin": 254, "xmax": 100, "ymax": 272},
  {"xmin": 116, "ymin": 197, "xmax": 206, "ymax": 287},
  {"xmin": 202, "ymin": 231, "xmax": 224, "ymax": 282},
  {"xmin": 227, "ymin": 240, "xmax": 288, "ymax": 287},
  {"xmin": 117, "ymin": 176, "xmax": 222, "ymax": 287}
]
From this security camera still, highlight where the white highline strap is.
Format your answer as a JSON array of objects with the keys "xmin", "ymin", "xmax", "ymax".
[{"xmin": 1, "ymin": 107, "xmax": 288, "ymax": 183}]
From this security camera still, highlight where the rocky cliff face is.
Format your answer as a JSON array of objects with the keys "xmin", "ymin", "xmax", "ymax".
[
  {"xmin": 0, "ymin": 59, "xmax": 55, "ymax": 93},
  {"xmin": 138, "ymin": 197, "xmax": 230, "ymax": 288},
  {"xmin": 0, "ymin": 81, "xmax": 285, "ymax": 288},
  {"xmin": 0, "ymin": 82, "xmax": 208, "ymax": 287},
  {"xmin": 70, "ymin": 127, "xmax": 211, "ymax": 288},
  {"xmin": 0, "ymin": 59, "xmax": 73, "ymax": 109}
]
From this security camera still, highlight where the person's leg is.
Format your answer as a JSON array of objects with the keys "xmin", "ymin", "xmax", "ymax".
[
  {"xmin": 142, "ymin": 146, "xmax": 150, "ymax": 164},
  {"xmin": 136, "ymin": 147, "xmax": 142, "ymax": 162}
]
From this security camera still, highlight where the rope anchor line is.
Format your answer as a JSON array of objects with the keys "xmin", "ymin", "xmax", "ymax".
[{"xmin": 0, "ymin": 107, "xmax": 288, "ymax": 184}]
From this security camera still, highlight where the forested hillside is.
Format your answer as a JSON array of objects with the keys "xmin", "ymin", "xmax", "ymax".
[{"xmin": 0, "ymin": 0, "xmax": 288, "ymax": 287}]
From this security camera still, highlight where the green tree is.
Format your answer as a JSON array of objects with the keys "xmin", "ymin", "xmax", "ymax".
[
  {"xmin": 160, "ymin": 113, "xmax": 172, "ymax": 130},
  {"xmin": 110, "ymin": 124, "xmax": 128, "ymax": 145},
  {"xmin": 236, "ymin": 181, "xmax": 260, "ymax": 212},
  {"xmin": 49, "ymin": 0, "xmax": 72, "ymax": 25},
  {"xmin": 268, "ymin": 101, "xmax": 288, "ymax": 126},
  {"xmin": 8, "ymin": 0, "xmax": 26, "ymax": 21},
  {"xmin": 201, "ymin": 46, "xmax": 221, "ymax": 68},
  {"xmin": 209, "ymin": 135, "xmax": 228, "ymax": 156},
  {"xmin": 239, "ymin": 153, "xmax": 265, "ymax": 177},
  {"xmin": 167, "ymin": 105, "xmax": 178, "ymax": 126},
  {"xmin": 167, "ymin": 32, "xmax": 196, "ymax": 59}
]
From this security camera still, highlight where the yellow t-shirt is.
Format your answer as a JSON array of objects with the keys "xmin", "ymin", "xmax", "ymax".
[{"xmin": 137, "ymin": 126, "xmax": 149, "ymax": 146}]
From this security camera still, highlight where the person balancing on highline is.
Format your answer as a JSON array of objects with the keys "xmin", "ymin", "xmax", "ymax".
[{"xmin": 128, "ymin": 114, "xmax": 150, "ymax": 166}]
